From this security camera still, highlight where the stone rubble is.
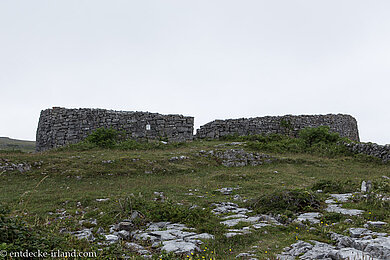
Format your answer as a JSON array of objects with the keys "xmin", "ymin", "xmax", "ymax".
[
  {"xmin": 209, "ymin": 149, "xmax": 275, "ymax": 167},
  {"xmin": 212, "ymin": 202, "xmax": 282, "ymax": 238},
  {"xmin": 130, "ymin": 222, "xmax": 214, "ymax": 254},
  {"xmin": 279, "ymin": 192, "xmax": 390, "ymax": 260},
  {"xmin": 325, "ymin": 193, "xmax": 364, "ymax": 216},
  {"xmin": 72, "ymin": 229, "xmax": 95, "ymax": 241},
  {"xmin": 0, "ymin": 161, "xmax": 31, "ymax": 173},
  {"xmin": 69, "ymin": 189, "xmax": 388, "ymax": 259},
  {"xmin": 169, "ymin": 155, "xmax": 189, "ymax": 161},
  {"xmin": 212, "ymin": 202, "xmax": 252, "ymax": 215},
  {"xmin": 277, "ymin": 237, "xmax": 387, "ymax": 260},
  {"xmin": 215, "ymin": 187, "xmax": 240, "ymax": 195}
]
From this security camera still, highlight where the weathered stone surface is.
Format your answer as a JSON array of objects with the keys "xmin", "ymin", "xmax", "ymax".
[
  {"xmin": 325, "ymin": 194, "xmax": 364, "ymax": 216},
  {"xmin": 278, "ymin": 241, "xmax": 314, "ymax": 258},
  {"xmin": 184, "ymin": 233, "xmax": 214, "ymax": 241},
  {"xmin": 161, "ymin": 239, "xmax": 199, "ymax": 254},
  {"xmin": 295, "ymin": 212, "xmax": 322, "ymax": 224},
  {"xmin": 331, "ymin": 231, "xmax": 390, "ymax": 259},
  {"xmin": 329, "ymin": 193, "xmax": 354, "ymax": 203},
  {"xmin": 280, "ymin": 218, "xmax": 390, "ymax": 260},
  {"xmin": 251, "ymin": 223, "xmax": 271, "ymax": 229},
  {"xmin": 130, "ymin": 221, "xmax": 213, "ymax": 255},
  {"xmin": 349, "ymin": 228, "xmax": 372, "ymax": 238},
  {"xmin": 330, "ymin": 248, "xmax": 378, "ymax": 260},
  {"xmin": 361, "ymin": 180, "xmax": 373, "ymax": 193},
  {"xmin": 36, "ymin": 107, "xmax": 194, "ymax": 151},
  {"xmin": 118, "ymin": 230, "xmax": 130, "ymax": 239},
  {"xmin": 325, "ymin": 204, "xmax": 364, "ymax": 216},
  {"xmin": 216, "ymin": 187, "xmax": 234, "ymax": 195},
  {"xmin": 124, "ymin": 242, "xmax": 145, "ymax": 251},
  {"xmin": 209, "ymin": 149, "xmax": 274, "ymax": 167},
  {"xmin": 236, "ymin": 252, "xmax": 256, "ymax": 258},
  {"xmin": 212, "ymin": 202, "xmax": 252, "ymax": 215},
  {"xmin": 345, "ymin": 142, "xmax": 390, "ymax": 163},
  {"xmin": 220, "ymin": 216, "xmax": 261, "ymax": 227},
  {"xmin": 196, "ymin": 114, "xmax": 359, "ymax": 142},
  {"xmin": 104, "ymin": 234, "xmax": 119, "ymax": 243},
  {"xmin": 118, "ymin": 221, "xmax": 133, "ymax": 231},
  {"xmin": 0, "ymin": 161, "xmax": 31, "ymax": 173},
  {"xmin": 367, "ymin": 221, "xmax": 387, "ymax": 228},
  {"xmin": 72, "ymin": 229, "xmax": 95, "ymax": 241}
]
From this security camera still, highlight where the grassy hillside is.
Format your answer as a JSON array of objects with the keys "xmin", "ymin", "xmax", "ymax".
[
  {"xmin": 0, "ymin": 132, "xmax": 389, "ymax": 259},
  {"xmin": 0, "ymin": 137, "xmax": 35, "ymax": 152}
]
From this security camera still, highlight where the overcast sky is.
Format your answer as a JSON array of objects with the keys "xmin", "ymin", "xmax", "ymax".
[{"xmin": 1, "ymin": 1, "xmax": 389, "ymax": 144}]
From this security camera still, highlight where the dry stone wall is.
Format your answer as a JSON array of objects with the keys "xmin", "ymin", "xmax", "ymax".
[
  {"xmin": 345, "ymin": 142, "xmax": 390, "ymax": 163},
  {"xmin": 196, "ymin": 114, "xmax": 360, "ymax": 142},
  {"xmin": 36, "ymin": 107, "xmax": 194, "ymax": 151}
]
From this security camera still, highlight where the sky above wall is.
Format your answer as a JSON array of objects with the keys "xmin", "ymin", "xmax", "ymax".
[{"xmin": 1, "ymin": 0, "xmax": 389, "ymax": 144}]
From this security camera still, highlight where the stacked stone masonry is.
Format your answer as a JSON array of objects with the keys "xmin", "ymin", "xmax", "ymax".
[
  {"xmin": 345, "ymin": 142, "xmax": 390, "ymax": 163},
  {"xmin": 36, "ymin": 108, "xmax": 194, "ymax": 152},
  {"xmin": 36, "ymin": 109, "xmax": 363, "ymax": 153},
  {"xmin": 196, "ymin": 114, "xmax": 360, "ymax": 142}
]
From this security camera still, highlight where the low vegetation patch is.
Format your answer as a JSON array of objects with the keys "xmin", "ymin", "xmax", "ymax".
[
  {"xmin": 59, "ymin": 127, "xmax": 187, "ymax": 151},
  {"xmin": 250, "ymin": 189, "xmax": 323, "ymax": 216},
  {"xmin": 114, "ymin": 196, "xmax": 222, "ymax": 234},
  {"xmin": 1, "ymin": 134, "xmax": 389, "ymax": 259},
  {"xmin": 311, "ymin": 179, "xmax": 356, "ymax": 193},
  {"xmin": 222, "ymin": 126, "xmax": 354, "ymax": 157},
  {"xmin": 0, "ymin": 203, "xmax": 63, "ymax": 252}
]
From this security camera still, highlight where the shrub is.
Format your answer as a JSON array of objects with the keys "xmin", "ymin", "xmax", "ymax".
[
  {"xmin": 251, "ymin": 189, "xmax": 323, "ymax": 215},
  {"xmin": 311, "ymin": 180, "xmax": 356, "ymax": 193},
  {"xmin": 243, "ymin": 127, "xmax": 352, "ymax": 157},
  {"xmin": 373, "ymin": 178, "xmax": 390, "ymax": 194},
  {"xmin": 299, "ymin": 126, "xmax": 340, "ymax": 147},
  {"xmin": 85, "ymin": 128, "xmax": 119, "ymax": 148}
]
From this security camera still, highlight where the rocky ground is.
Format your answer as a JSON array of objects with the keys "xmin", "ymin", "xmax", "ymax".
[
  {"xmin": 278, "ymin": 192, "xmax": 390, "ymax": 259},
  {"xmin": 62, "ymin": 180, "xmax": 389, "ymax": 259},
  {"xmin": 1, "ymin": 140, "xmax": 390, "ymax": 259}
]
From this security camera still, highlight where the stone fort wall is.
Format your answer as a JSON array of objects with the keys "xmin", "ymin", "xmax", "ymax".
[
  {"xmin": 36, "ymin": 107, "xmax": 194, "ymax": 151},
  {"xmin": 36, "ymin": 108, "xmax": 361, "ymax": 152},
  {"xmin": 345, "ymin": 142, "xmax": 390, "ymax": 163},
  {"xmin": 196, "ymin": 114, "xmax": 360, "ymax": 142}
]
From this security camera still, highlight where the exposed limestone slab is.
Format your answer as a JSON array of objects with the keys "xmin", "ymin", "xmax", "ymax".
[
  {"xmin": 161, "ymin": 239, "xmax": 199, "ymax": 254},
  {"xmin": 296, "ymin": 212, "xmax": 322, "ymax": 224},
  {"xmin": 367, "ymin": 221, "xmax": 387, "ymax": 228},
  {"xmin": 329, "ymin": 193, "xmax": 354, "ymax": 203},
  {"xmin": 222, "ymin": 214, "xmax": 248, "ymax": 220},
  {"xmin": 325, "ymin": 204, "xmax": 364, "ymax": 216},
  {"xmin": 104, "ymin": 234, "xmax": 119, "ymax": 243},
  {"xmin": 212, "ymin": 202, "xmax": 252, "ymax": 215},
  {"xmin": 251, "ymin": 223, "xmax": 271, "ymax": 229},
  {"xmin": 72, "ymin": 229, "xmax": 95, "ymax": 241},
  {"xmin": 220, "ymin": 216, "xmax": 261, "ymax": 227}
]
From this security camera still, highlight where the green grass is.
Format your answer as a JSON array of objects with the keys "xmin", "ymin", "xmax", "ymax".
[{"xmin": 0, "ymin": 138, "xmax": 389, "ymax": 259}]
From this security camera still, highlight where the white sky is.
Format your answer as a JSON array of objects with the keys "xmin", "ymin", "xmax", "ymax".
[{"xmin": 1, "ymin": 1, "xmax": 389, "ymax": 144}]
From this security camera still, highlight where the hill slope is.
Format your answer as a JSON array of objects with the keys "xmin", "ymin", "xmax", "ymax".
[
  {"xmin": 0, "ymin": 137, "xmax": 389, "ymax": 259},
  {"xmin": 0, "ymin": 137, "xmax": 35, "ymax": 152}
]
